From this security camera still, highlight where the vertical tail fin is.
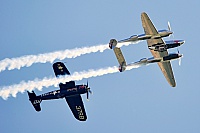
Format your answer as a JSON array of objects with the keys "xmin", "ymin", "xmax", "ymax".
[{"xmin": 109, "ymin": 39, "xmax": 117, "ymax": 49}]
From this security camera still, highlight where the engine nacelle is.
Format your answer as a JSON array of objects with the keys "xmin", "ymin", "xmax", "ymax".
[
  {"xmin": 162, "ymin": 53, "xmax": 182, "ymax": 62},
  {"xmin": 158, "ymin": 30, "xmax": 173, "ymax": 38},
  {"xmin": 137, "ymin": 34, "xmax": 152, "ymax": 40},
  {"xmin": 151, "ymin": 35, "xmax": 161, "ymax": 39},
  {"xmin": 129, "ymin": 35, "xmax": 138, "ymax": 39},
  {"xmin": 139, "ymin": 58, "xmax": 148, "ymax": 63}
]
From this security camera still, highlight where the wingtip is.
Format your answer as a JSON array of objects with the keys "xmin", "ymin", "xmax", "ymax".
[
  {"xmin": 171, "ymin": 84, "xmax": 176, "ymax": 87},
  {"xmin": 170, "ymin": 81, "xmax": 176, "ymax": 87},
  {"xmin": 76, "ymin": 116, "xmax": 87, "ymax": 122},
  {"xmin": 141, "ymin": 12, "xmax": 147, "ymax": 16},
  {"xmin": 141, "ymin": 12, "xmax": 148, "ymax": 22}
]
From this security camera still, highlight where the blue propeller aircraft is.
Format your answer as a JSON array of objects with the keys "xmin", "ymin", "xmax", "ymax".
[{"xmin": 27, "ymin": 62, "xmax": 92, "ymax": 121}]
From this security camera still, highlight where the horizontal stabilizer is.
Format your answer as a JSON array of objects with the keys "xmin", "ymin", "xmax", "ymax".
[
  {"xmin": 113, "ymin": 47, "xmax": 127, "ymax": 72},
  {"xmin": 27, "ymin": 91, "xmax": 42, "ymax": 112},
  {"xmin": 53, "ymin": 62, "xmax": 70, "ymax": 77}
]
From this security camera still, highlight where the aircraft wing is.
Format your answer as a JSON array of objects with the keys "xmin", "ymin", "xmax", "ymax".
[
  {"xmin": 113, "ymin": 47, "xmax": 126, "ymax": 67},
  {"xmin": 65, "ymin": 95, "xmax": 87, "ymax": 121},
  {"xmin": 141, "ymin": 12, "xmax": 176, "ymax": 87}
]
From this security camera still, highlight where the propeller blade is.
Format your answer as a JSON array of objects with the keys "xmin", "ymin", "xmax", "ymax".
[
  {"xmin": 170, "ymin": 33, "xmax": 174, "ymax": 38},
  {"xmin": 168, "ymin": 21, "xmax": 171, "ymax": 31},
  {"xmin": 168, "ymin": 21, "xmax": 174, "ymax": 38},
  {"xmin": 177, "ymin": 49, "xmax": 179, "ymax": 54},
  {"xmin": 87, "ymin": 91, "xmax": 89, "ymax": 100},
  {"xmin": 89, "ymin": 89, "xmax": 92, "ymax": 94},
  {"xmin": 179, "ymin": 57, "xmax": 181, "ymax": 66},
  {"xmin": 85, "ymin": 80, "xmax": 91, "ymax": 100}
]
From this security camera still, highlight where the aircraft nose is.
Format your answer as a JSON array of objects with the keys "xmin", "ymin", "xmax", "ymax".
[
  {"xmin": 179, "ymin": 54, "xmax": 183, "ymax": 58},
  {"xmin": 180, "ymin": 40, "xmax": 185, "ymax": 45}
]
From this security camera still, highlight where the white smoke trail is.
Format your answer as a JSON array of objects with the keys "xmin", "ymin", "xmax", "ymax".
[
  {"xmin": 0, "ymin": 63, "xmax": 144, "ymax": 100},
  {"xmin": 0, "ymin": 41, "xmax": 140, "ymax": 72}
]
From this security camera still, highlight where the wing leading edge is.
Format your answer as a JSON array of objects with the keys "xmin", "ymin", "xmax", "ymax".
[{"xmin": 141, "ymin": 12, "xmax": 176, "ymax": 87}]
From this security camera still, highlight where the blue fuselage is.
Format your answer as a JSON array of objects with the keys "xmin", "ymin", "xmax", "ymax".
[{"xmin": 37, "ymin": 84, "xmax": 87, "ymax": 100}]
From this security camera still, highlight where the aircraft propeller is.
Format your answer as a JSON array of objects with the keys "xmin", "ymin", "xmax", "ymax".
[
  {"xmin": 179, "ymin": 57, "xmax": 181, "ymax": 66},
  {"xmin": 168, "ymin": 21, "xmax": 174, "ymax": 38},
  {"xmin": 86, "ymin": 80, "xmax": 92, "ymax": 101},
  {"xmin": 168, "ymin": 21, "xmax": 171, "ymax": 31},
  {"xmin": 177, "ymin": 49, "xmax": 183, "ymax": 66}
]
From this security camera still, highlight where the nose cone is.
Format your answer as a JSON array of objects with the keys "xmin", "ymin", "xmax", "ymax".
[
  {"xmin": 169, "ymin": 31, "xmax": 173, "ymax": 35},
  {"xmin": 179, "ymin": 54, "xmax": 183, "ymax": 58},
  {"xmin": 167, "ymin": 31, "xmax": 173, "ymax": 37},
  {"xmin": 174, "ymin": 40, "xmax": 185, "ymax": 45},
  {"xmin": 180, "ymin": 40, "xmax": 185, "ymax": 45}
]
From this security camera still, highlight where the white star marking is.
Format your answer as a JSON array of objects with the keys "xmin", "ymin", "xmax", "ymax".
[{"xmin": 53, "ymin": 91, "xmax": 57, "ymax": 95}]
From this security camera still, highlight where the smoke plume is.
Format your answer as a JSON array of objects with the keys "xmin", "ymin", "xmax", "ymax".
[
  {"xmin": 0, "ymin": 41, "xmax": 139, "ymax": 72},
  {"xmin": 0, "ymin": 64, "xmax": 143, "ymax": 100}
]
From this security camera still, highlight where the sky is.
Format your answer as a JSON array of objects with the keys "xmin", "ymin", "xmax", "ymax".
[{"xmin": 0, "ymin": 0, "xmax": 199, "ymax": 133}]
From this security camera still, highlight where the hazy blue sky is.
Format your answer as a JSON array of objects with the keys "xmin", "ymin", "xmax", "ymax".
[{"xmin": 0, "ymin": 1, "xmax": 199, "ymax": 133}]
